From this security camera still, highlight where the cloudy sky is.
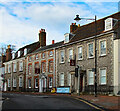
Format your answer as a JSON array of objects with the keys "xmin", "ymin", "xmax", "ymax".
[{"xmin": 0, "ymin": 0, "xmax": 119, "ymax": 51}]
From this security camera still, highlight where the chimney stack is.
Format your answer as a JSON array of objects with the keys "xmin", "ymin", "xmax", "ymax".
[
  {"xmin": 70, "ymin": 23, "xmax": 78, "ymax": 33},
  {"xmin": 52, "ymin": 40, "xmax": 55, "ymax": 44},
  {"xmin": 39, "ymin": 29, "xmax": 46, "ymax": 47},
  {"xmin": 6, "ymin": 45, "xmax": 12, "ymax": 62}
]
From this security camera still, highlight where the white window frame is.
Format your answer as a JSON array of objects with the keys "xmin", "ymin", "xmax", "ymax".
[
  {"xmin": 87, "ymin": 42, "xmax": 94, "ymax": 58},
  {"xmin": 49, "ymin": 77, "xmax": 53, "ymax": 88},
  {"xmin": 12, "ymin": 53, "xmax": 15, "ymax": 59},
  {"xmin": 24, "ymin": 48, "xmax": 27, "ymax": 56},
  {"xmin": 99, "ymin": 68, "xmax": 107, "ymax": 85},
  {"xmin": 68, "ymin": 48, "xmax": 73, "ymax": 62},
  {"xmin": 78, "ymin": 46, "xmax": 83, "ymax": 60},
  {"xmin": 87, "ymin": 69, "xmax": 94, "ymax": 85},
  {"xmin": 60, "ymin": 50, "xmax": 65, "ymax": 63},
  {"xmin": 99, "ymin": 39, "xmax": 107, "ymax": 56},
  {"xmin": 19, "ymin": 60, "xmax": 23, "ymax": 71},
  {"xmin": 67, "ymin": 73, "xmax": 71, "ymax": 86},
  {"xmin": 35, "ymin": 78, "xmax": 38, "ymax": 88},
  {"xmin": 18, "ymin": 51, "xmax": 20, "ymax": 57},
  {"xmin": 64, "ymin": 33, "xmax": 69, "ymax": 43},
  {"xmin": 8, "ymin": 78, "xmax": 11, "ymax": 87},
  {"xmin": 19, "ymin": 77, "xmax": 23, "ymax": 87},
  {"xmin": 105, "ymin": 18, "xmax": 113, "ymax": 31},
  {"xmin": 28, "ymin": 78, "xmax": 31, "ymax": 88},
  {"xmin": 13, "ymin": 62, "xmax": 17, "ymax": 72},
  {"xmin": 8, "ymin": 64, "xmax": 11, "ymax": 73},
  {"xmin": 13, "ymin": 78, "xmax": 16, "ymax": 87},
  {"xmin": 59, "ymin": 73, "xmax": 64, "ymax": 86},
  {"xmin": 5, "ymin": 64, "xmax": 7, "ymax": 73}
]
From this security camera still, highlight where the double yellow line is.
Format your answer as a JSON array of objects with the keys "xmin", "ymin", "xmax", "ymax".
[{"xmin": 74, "ymin": 97, "xmax": 104, "ymax": 111}]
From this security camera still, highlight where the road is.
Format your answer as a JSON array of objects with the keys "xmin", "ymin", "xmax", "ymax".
[{"xmin": 1, "ymin": 93, "xmax": 100, "ymax": 111}]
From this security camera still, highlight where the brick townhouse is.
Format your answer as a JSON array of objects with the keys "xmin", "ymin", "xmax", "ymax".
[
  {"xmin": 4, "ymin": 42, "xmax": 40, "ymax": 91},
  {"xmin": 26, "ymin": 29, "xmax": 63, "ymax": 92},
  {"xmin": 56, "ymin": 12, "xmax": 120, "ymax": 95}
]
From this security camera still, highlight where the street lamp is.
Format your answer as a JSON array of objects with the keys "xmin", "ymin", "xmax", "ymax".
[{"xmin": 74, "ymin": 15, "xmax": 97, "ymax": 97}]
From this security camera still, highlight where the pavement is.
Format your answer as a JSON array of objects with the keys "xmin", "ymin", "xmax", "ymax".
[{"xmin": 2, "ymin": 91, "xmax": 120, "ymax": 110}]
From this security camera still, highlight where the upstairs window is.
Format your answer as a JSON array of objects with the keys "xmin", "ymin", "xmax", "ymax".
[
  {"xmin": 18, "ymin": 51, "xmax": 21, "ymax": 57},
  {"xmin": 60, "ymin": 50, "xmax": 65, "ymax": 63},
  {"xmin": 78, "ymin": 46, "xmax": 83, "ymax": 60},
  {"xmin": 13, "ymin": 63, "xmax": 17, "ymax": 72},
  {"xmin": 12, "ymin": 53, "xmax": 15, "ymax": 59},
  {"xmin": 24, "ymin": 48, "xmax": 27, "ymax": 56},
  {"xmin": 41, "ymin": 62, "xmax": 46, "ymax": 73},
  {"xmin": 64, "ymin": 33, "xmax": 69, "ymax": 43},
  {"xmin": 28, "ymin": 64, "xmax": 32, "ymax": 74},
  {"xmin": 5, "ymin": 64, "xmax": 8, "ymax": 73},
  {"xmin": 49, "ymin": 51, "xmax": 53, "ymax": 57},
  {"xmin": 35, "ymin": 63, "xmax": 40, "ymax": 74},
  {"xmin": 68, "ymin": 49, "xmax": 73, "ymax": 62},
  {"xmin": 42, "ymin": 53, "xmax": 45, "ymax": 59},
  {"xmin": 28, "ymin": 56, "xmax": 32, "ymax": 62},
  {"xmin": 35, "ymin": 54, "xmax": 39, "ymax": 60},
  {"xmin": 49, "ymin": 60, "xmax": 53, "ymax": 73},
  {"xmin": 19, "ymin": 61, "xmax": 23, "ymax": 71},
  {"xmin": 8, "ymin": 64, "xmax": 11, "ymax": 73},
  {"xmin": 88, "ymin": 43, "xmax": 94, "ymax": 58},
  {"xmin": 100, "ymin": 40, "xmax": 106, "ymax": 56},
  {"xmin": 105, "ymin": 18, "xmax": 113, "ymax": 31}
]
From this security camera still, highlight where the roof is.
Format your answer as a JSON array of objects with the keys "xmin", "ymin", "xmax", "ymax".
[
  {"xmin": 9, "ymin": 41, "xmax": 40, "ymax": 61},
  {"xmin": 70, "ymin": 11, "xmax": 120, "ymax": 43},
  {"xmin": 33, "ymin": 41, "xmax": 64, "ymax": 53}
]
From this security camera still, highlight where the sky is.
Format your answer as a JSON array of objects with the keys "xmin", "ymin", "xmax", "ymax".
[{"xmin": 0, "ymin": 0, "xmax": 119, "ymax": 51}]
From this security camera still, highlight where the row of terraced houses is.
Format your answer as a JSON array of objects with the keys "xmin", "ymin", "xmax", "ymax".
[{"xmin": 2, "ymin": 12, "xmax": 120, "ymax": 95}]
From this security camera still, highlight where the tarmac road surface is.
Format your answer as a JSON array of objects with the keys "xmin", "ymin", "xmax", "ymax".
[{"xmin": 2, "ymin": 93, "xmax": 101, "ymax": 111}]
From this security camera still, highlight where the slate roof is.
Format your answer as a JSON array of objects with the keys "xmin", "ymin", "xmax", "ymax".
[
  {"xmin": 15, "ymin": 41, "xmax": 40, "ymax": 59},
  {"xmin": 33, "ymin": 41, "xmax": 64, "ymax": 54},
  {"xmin": 70, "ymin": 11, "xmax": 120, "ymax": 43}
]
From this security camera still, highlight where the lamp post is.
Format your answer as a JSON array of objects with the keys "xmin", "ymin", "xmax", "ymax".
[{"xmin": 74, "ymin": 15, "xmax": 97, "ymax": 97}]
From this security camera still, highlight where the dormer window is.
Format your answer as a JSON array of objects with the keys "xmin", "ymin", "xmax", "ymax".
[
  {"xmin": 64, "ymin": 33, "xmax": 69, "ymax": 43},
  {"xmin": 24, "ymin": 48, "xmax": 27, "ymax": 56},
  {"xmin": 12, "ymin": 53, "xmax": 15, "ymax": 59},
  {"xmin": 18, "ymin": 51, "xmax": 20, "ymax": 57},
  {"xmin": 105, "ymin": 18, "xmax": 113, "ymax": 31},
  {"xmin": 64, "ymin": 33, "xmax": 74, "ymax": 43}
]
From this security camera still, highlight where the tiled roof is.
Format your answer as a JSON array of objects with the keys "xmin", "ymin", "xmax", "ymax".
[
  {"xmin": 70, "ymin": 12, "xmax": 120, "ymax": 43},
  {"xmin": 33, "ymin": 41, "xmax": 64, "ymax": 53}
]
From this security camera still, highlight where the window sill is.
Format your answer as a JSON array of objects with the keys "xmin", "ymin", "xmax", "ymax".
[
  {"xmin": 60, "ymin": 62, "xmax": 65, "ymax": 64},
  {"xmin": 77, "ymin": 58, "xmax": 83, "ymax": 61},
  {"xmin": 99, "ymin": 54, "xmax": 107, "ymax": 57},
  {"xmin": 87, "ymin": 56, "xmax": 94, "ymax": 59}
]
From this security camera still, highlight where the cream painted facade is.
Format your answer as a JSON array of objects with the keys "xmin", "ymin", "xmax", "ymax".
[{"xmin": 114, "ymin": 38, "xmax": 120, "ymax": 95}]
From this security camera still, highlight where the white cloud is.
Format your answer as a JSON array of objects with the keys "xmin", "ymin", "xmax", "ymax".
[{"xmin": 0, "ymin": 2, "xmax": 118, "ymax": 50}]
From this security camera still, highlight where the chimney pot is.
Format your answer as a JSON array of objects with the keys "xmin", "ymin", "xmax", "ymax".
[{"xmin": 52, "ymin": 40, "xmax": 55, "ymax": 44}]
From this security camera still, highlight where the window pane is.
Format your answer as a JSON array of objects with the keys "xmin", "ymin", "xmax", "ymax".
[
  {"xmin": 100, "ymin": 41, "xmax": 106, "ymax": 55},
  {"xmin": 100, "ymin": 69, "xmax": 106, "ymax": 84},
  {"xmin": 78, "ymin": 47, "xmax": 82, "ymax": 59},
  {"xmin": 61, "ymin": 51, "xmax": 64, "ymax": 62},
  {"xmin": 88, "ymin": 43, "xmax": 93, "ymax": 57}
]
